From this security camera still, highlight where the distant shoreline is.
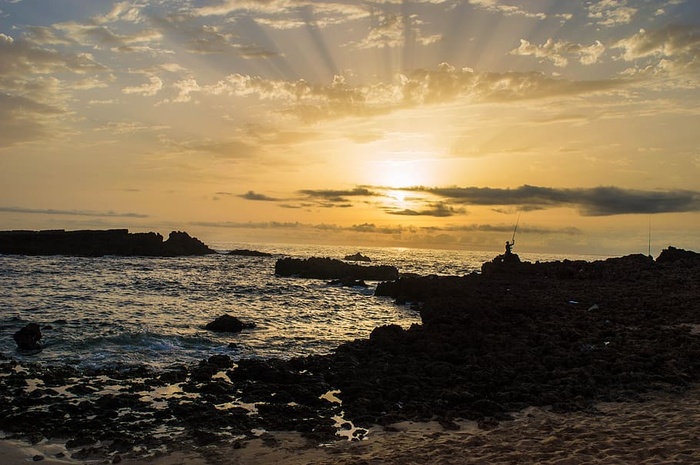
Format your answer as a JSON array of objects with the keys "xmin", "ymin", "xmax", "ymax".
[{"xmin": 0, "ymin": 229, "xmax": 216, "ymax": 257}]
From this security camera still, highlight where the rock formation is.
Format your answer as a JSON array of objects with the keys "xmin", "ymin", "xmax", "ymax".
[
  {"xmin": 13, "ymin": 323, "xmax": 42, "ymax": 352},
  {"xmin": 0, "ymin": 229, "xmax": 216, "ymax": 257},
  {"xmin": 275, "ymin": 257, "xmax": 398, "ymax": 281},
  {"xmin": 228, "ymin": 249, "xmax": 273, "ymax": 257},
  {"xmin": 344, "ymin": 252, "xmax": 371, "ymax": 262},
  {"xmin": 204, "ymin": 314, "xmax": 256, "ymax": 333}
]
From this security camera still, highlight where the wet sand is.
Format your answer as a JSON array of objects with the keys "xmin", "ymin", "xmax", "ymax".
[
  {"xmin": 6, "ymin": 384, "xmax": 698, "ymax": 465},
  {"xmin": 129, "ymin": 383, "xmax": 700, "ymax": 465}
]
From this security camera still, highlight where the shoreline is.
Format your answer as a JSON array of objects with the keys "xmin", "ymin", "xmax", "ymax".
[{"xmin": 4, "ymin": 384, "xmax": 700, "ymax": 464}]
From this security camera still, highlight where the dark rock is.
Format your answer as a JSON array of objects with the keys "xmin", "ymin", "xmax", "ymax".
[
  {"xmin": 13, "ymin": 323, "xmax": 42, "ymax": 352},
  {"xmin": 480, "ymin": 252, "xmax": 522, "ymax": 274},
  {"xmin": 204, "ymin": 314, "xmax": 255, "ymax": 333},
  {"xmin": 191, "ymin": 429, "xmax": 219, "ymax": 446},
  {"xmin": 161, "ymin": 231, "xmax": 216, "ymax": 256},
  {"xmin": 0, "ymin": 229, "xmax": 216, "ymax": 257},
  {"xmin": 228, "ymin": 249, "xmax": 272, "ymax": 257},
  {"xmin": 656, "ymin": 246, "xmax": 700, "ymax": 263},
  {"xmin": 275, "ymin": 257, "xmax": 398, "ymax": 281},
  {"xmin": 191, "ymin": 364, "xmax": 219, "ymax": 382},
  {"xmin": 159, "ymin": 368, "xmax": 187, "ymax": 384},
  {"xmin": 207, "ymin": 354, "xmax": 234, "ymax": 369},
  {"xmin": 344, "ymin": 252, "xmax": 371, "ymax": 262}
]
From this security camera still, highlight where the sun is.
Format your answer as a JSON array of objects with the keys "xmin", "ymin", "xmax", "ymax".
[
  {"xmin": 370, "ymin": 155, "xmax": 436, "ymax": 188},
  {"xmin": 387, "ymin": 189, "xmax": 409, "ymax": 209}
]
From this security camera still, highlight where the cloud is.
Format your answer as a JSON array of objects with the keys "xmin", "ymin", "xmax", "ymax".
[
  {"xmin": 122, "ymin": 75, "xmax": 163, "ymax": 96},
  {"xmin": 299, "ymin": 187, "xmax": 379, "ymax": 203},
  {"xmin": 0, "ymin": 90, "xmax": 64, "ymax": 148},
  {"xmin": 510, "ymin": 38, "xmax": 606, "ymax": 67},
  {"xmin": 191, "ymin": 0, "xmax": 370, "ymax": 28},
  {"xmin": 587, "ymin": 0, "xmax": 637, "ymax": 27},
  {"xmin": 173, "ymin": 62, "xmax": 624, "ymax": 123},
  {"xmin": 229, "ymin": 183, "xmax": 700, "ymax": 218},
  {"xmin": 238, "ymin": 191, "xmax": 281, "ymax": 201},
  {"xmin": 0, "ymin": 206, "xmax": 149, "ymax": 218},
  {"xmin": 385, "ymin": 201, "xmax": 466, "ymax": 217},
  {"xmin": 614, "ymin": 24, "xmax": 700, "ymax": 61},
  {"xmin": 93, "ymin": 1, "xmax": 147, "ymax": 25},
  {"xmin": 467, "ymin": 0, "xmax": 551, "ymax": 20},
  {"xmin": 399, "ymin": 63, "xmax": 621, "ymax": 106},
  {"xmin": 349, "ymin": 13, "xmax": 442, "ymax": 50},
  {"xmin": 613, "ymin": 24, "xmax": 700, "ymax": 82},
  {"xmin": 0, "ymin": 33, "xmax": 105, "ymax": 77},
  {"xmin": 150, "ymin": 15, "xmax": 249, "ymax": 56},
  {"xmin": 404, "ymin": 185, "xmax": 700, "ymax": 216},
  {"xmin": 53, "ymin": 21, "xmax": 162, "ymax": 51},
  {"xmin": 0, "ymin": 33, "xmax": 107, "ymax": 146},
  {"xmin": 189, "ymin": 219, "xmax": 579, "ymax": 238},
  {"xmin": 185, "ymin": 25, "xmax": 238, "ymax": 54},
  {"xmin": 24, "ymin": 26, "xmax": 74, "ymax": 46}
]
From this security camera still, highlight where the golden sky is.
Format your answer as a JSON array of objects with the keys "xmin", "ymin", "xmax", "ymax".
[{"xmin": 1, "ymin": 0, "xmax": 699, "ymax": 255}]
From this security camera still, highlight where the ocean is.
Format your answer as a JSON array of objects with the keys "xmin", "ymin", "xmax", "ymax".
[{"xmin": 0, "ymin": 243, "xmax": 603, "ymax": 370}]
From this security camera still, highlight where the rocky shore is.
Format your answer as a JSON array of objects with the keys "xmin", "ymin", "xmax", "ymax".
[
  {"xmin": 2, "ymin": 247, "xmax": 700, "ymax": 463},
  {"xmin": 0, "ymin": 229, "xmax": 216, "ymax": 257}
]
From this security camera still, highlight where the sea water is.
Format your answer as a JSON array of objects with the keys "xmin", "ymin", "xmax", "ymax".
[{"xmin": 0, "ymin": 243, "xmax": 603, "ymax": 370}]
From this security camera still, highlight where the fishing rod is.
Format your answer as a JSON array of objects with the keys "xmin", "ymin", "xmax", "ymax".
[
  {"xmin": 511, "ymin": 212, "xmax": 521, "ymax": 244},
  {"xmin": 648, "ymin": 216, "xmax": 652, "ymax": 257}
]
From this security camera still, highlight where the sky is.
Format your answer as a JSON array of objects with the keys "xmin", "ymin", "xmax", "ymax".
[{"xmin": 1, "ymin": 0, "xmax": 699, "ymax": 256}]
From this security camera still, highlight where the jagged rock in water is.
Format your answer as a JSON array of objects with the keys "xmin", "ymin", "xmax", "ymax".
[
  {"xmin": 228, "ymin": 249, "xmax": 272, "ymax": 257},
  {"xmin": 344, "ymin": 252, "xmax": 371, "ymax": 262},
  {"xmin": 204, "ymin": 314, "xmax": 256, "ymax": 333},
  {"xmin": 275, "ymin": 257, "xmax": 398, "ymax": 281},
  {"xmin": 13, "ymin": 323, "xmax": 42, "ymax": 352}
]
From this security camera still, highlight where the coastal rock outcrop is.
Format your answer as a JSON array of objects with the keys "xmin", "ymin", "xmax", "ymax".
[
  {"xmin": 656, "ymin": 246, "xmax": 700, "ymax": 264},
  {"xmin": 0, "ymin": 229, "xmax": 216, "ymax": 257},
  {"xmin": 275, "ymin": 257, "xmax": 399, "ymax": 281},
  {"xmin": 359, "ymin": 249, "xmax": 700, "ymax": 422}
]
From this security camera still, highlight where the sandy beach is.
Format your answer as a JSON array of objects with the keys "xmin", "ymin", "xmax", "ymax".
[{"xmin": 4, "ymin": 383, "xmax": 699, "ymax": 465}]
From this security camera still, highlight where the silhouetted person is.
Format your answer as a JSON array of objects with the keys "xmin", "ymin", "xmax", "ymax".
[{"xmin": 505, "ymin": 240, "xmax": 514, "ymax": 255}]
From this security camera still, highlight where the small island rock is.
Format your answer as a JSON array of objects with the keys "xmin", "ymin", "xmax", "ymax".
[
  {"xmin": 344, "ymin": 252, "xmax": 371, "ymax": 262},
  {"xmin": 13, "ymin": 323, "xmax": 42, "ymax": 352},
  {"xmin": 204, "ymin": 315, "xmax": 255, "ymax": 333},
  {"xmin": 228, "ymin": 249, "xmax": 272, "ymax": 257},
  {"xmin": 275, "ymin": 257, "xmax": 398, "ymax": 281}
]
